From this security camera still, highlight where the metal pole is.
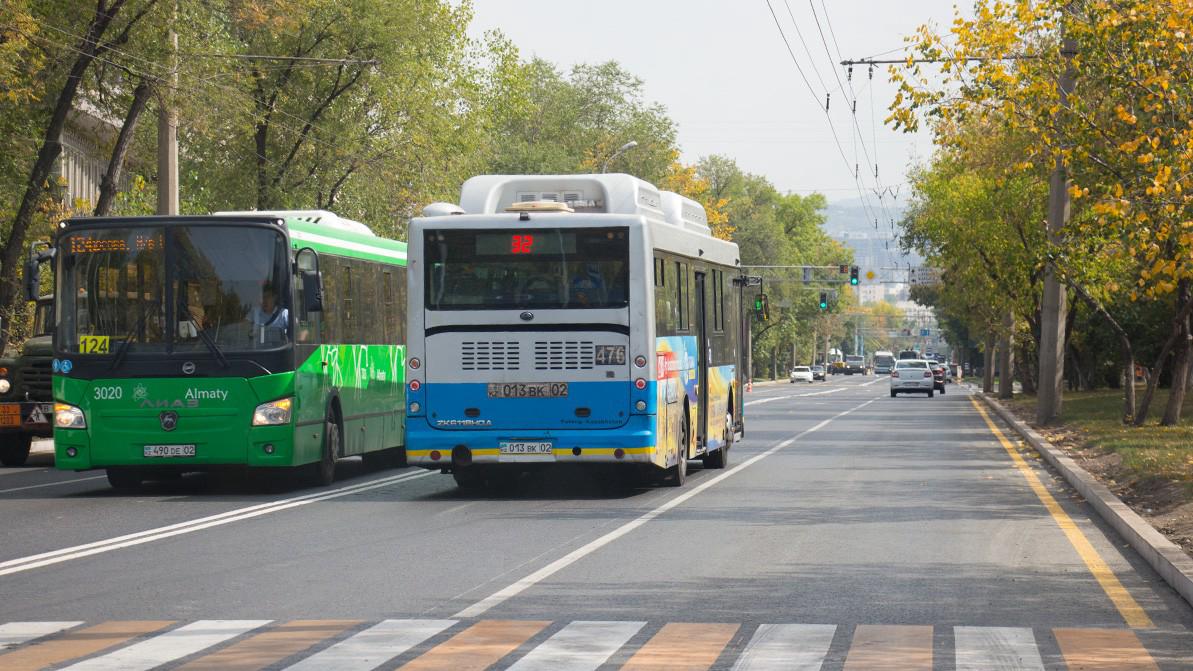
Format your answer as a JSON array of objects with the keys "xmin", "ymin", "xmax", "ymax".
[
  {"xmin": 1037, "ymin": 23, "xmax": 1076, "ymax": 424},
  {"xmin": 156, "ymin": 2, "xmax": 179, "ymax": 215}
]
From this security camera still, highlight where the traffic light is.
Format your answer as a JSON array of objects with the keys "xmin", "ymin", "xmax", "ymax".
[
  {"xmin": 838, "ymin": 264, "xmax": 849, "ymax": 274},
  {"xmin": 850, "ymin": 266, "xmax": 859, "ymax": 285},
  {"xmin": 754, "ymin": 293, "xmax": 769, "ymax": 321},
  {"xmin": 819, "ymin": 291, "xmax": 828, "ymax": 310}
]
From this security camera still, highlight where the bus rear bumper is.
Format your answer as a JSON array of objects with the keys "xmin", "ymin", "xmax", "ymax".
[{"xmin": 406, "ymin": 419, "xmax": 657, "ymax": 467}]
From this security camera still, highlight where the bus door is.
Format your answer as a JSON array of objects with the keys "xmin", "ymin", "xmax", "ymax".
[{"xmin": 694, "ymin": 271, "xmax": 709, "ymax": 450}]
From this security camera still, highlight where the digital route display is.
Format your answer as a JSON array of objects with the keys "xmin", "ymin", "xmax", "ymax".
[{"xmin": 67, "ymin": 233, "xmax": 163, "ymax": 254}]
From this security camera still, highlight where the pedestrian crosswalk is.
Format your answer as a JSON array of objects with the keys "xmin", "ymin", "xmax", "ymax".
[{"xmin": 0, "ymin": 618, "xmax": 1174, "ymax": 670}]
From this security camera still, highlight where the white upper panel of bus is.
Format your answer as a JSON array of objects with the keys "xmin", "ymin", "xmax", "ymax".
[{"xmin": 213, "ymin": 209, "xmax": 374, "ymax": 237}]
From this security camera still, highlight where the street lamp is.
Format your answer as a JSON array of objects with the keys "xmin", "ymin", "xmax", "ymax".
[{"xmin": 602, "ymin": 140, "xmax": 638, "ymax": 173}]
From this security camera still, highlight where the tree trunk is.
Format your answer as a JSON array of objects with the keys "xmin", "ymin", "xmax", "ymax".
[
  {"xmin": 1134, "ymin": 291, "xmax": 1193, "ymax": 426},
  {"xmin": 0, "ymin": 1, "xmax": 128, "ymax": 353},
  {"xmin": 983, "ymin": 334, "xmax": 995, "ymax": 393},
  {"xmin": 1162, "ymin": 280, "xmax": 1192, "ymax": 425},
  {"xmin": 1017, "ymin": 342, "xmax": 1037, "ymax": 395},
  {"xmin": 94, "ymin": 79, "xmax": 153, "ymax": 216},
  {"xmin": 998, "ymin": 313, "xmax": 1014, "ymax": 399}
]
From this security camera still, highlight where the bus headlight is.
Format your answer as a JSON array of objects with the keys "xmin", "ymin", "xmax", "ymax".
[
  {"xmin": 54, "ymin": 402, "xmax": 86, "ymax": 429},
  {"xmin": 252, "ymin": 398, "xmax": 293, "ymax": 426},
  {"xmin": 0, "ymin": 379, "xmax": 10, "ymax": 394}
]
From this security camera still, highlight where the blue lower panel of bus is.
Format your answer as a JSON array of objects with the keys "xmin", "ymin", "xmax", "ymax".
[{"xmin": 407, "ymin": 413, "xmax": 656, "ymax": 465}]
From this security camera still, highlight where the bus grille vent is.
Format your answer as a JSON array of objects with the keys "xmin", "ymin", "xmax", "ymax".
[
  {"xmin": 534, "ymin": 341, "xmax": 595, "ymax": 370},
  {"xmin": 461, "ymin": 341, "xmax": 521, "ymax": 371}
]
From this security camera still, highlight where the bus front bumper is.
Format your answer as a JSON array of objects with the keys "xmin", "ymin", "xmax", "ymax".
[{"xmin": 406, "ymin": 415, "xmax": 657, "ymax": 467}]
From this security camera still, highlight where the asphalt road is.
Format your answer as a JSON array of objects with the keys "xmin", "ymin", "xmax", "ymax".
[{"xmin": 1, "ymin": 375, "xmax": 1191, "ymax": 669}]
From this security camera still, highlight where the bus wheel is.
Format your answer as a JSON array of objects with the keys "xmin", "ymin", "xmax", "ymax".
[
  {"xmin": 106, "ymin": 468, "xmax": 143, "ymax": 491},
  {"xmin": 702, "ymin": 415, "xmax": 731, "ymax": 470},
  {"xmin": 665, "ymin": 414, "xmax": 689, "ymax": 487},
  {"xmin": 313, "ymin": 418, "xmax": 340, "ymax": 486},
  {"xmin": 0, "ymin": 434, "xmax": 32, "ymax": 467}
]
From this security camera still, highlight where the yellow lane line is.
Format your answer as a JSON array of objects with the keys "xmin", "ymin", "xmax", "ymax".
[{"xmin": 969, "ymin": 398, "xmax": 1153, "ymax": 629}]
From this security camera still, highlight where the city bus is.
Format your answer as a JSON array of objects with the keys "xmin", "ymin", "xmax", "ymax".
[
  {"xmin": 39, "ymin": 210, "xmax": 407, "ymax": 490},
  {"xmin": 405, "ymin": 174, "xmax": 744, "ymax": 488},
  {"xmin": 872, "ymin": 350, "xmax": 896, "ymax": 375}
]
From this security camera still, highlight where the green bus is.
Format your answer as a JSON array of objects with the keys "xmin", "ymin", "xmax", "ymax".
[{"xmin": 37, "ymin": 210, "xmax": 407, "ymax": 489}]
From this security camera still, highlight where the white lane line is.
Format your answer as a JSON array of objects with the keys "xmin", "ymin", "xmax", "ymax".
[
  {"xmin": 0, "ymin": 469, "xmax": 436, "ymax": 577},
  {"xmin": 0, "ymin": 475, "xmax": 107, "ymax": 494},
  {"xmin": 744, "ymin": 387, "xmax": 846, "ymax": 407},
  {"xmin": 0, "ymin": 621, "xmax": 83, "ymax": 649},
  {"xmin": 283, "ymin": 619, "xmax": 456, "ymax": 671},
  {"xmin": 954, "ymin": 626, "xmax": 1045, "ymax": 671},
  {"xmin": 61, "ymin": 620, "xmax": 271, "ymax": 671},
  {"xmin": 0, "ymin": 468, "xmax": 48, "ymax": 477},
  {"xmin": 507, "ymin": 620, "xmax": 645, "ymax": 671},
  {"xmin": 453, "ymin": 397, "xmax": 878, "ymax": 619},
  {"xmin": 861, "ymin": 377, "xmax": 885, "ymax": 387},
  {"xmin": 731, "ymin": 623, "xmax": 837, "ymax": 671}
]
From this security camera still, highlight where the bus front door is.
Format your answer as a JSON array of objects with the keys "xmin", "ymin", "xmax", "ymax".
[{"xmin": 694, "ymin": 271, "xmax": 709, "ymax": 450}]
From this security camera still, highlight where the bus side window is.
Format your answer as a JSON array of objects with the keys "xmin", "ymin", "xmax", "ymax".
[{"xmin": 676, "ymin": 261, "xmax": 688, "ymax": 331}]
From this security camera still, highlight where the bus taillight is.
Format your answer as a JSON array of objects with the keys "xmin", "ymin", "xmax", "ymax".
[
  {"xmin": 634, "ymin": 378, "xmax": 646, "ymax": 390},
  {"xmin": 410, "ymin": 380, "xmax": 421, "ymax": 391}
]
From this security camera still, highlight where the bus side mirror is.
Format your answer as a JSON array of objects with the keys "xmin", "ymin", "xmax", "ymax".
[
  {"xmin": 295, "ymin": 247, "xmax": 323, "ymax": 314},
  {"xmin": 23, "ymin": 259, "xmax": 38, "ymax": 303}
]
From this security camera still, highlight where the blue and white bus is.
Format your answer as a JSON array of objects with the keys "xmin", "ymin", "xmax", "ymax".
[{"xmin": 405, "ymin": 174, "xmax": 744, "ymax": 488}]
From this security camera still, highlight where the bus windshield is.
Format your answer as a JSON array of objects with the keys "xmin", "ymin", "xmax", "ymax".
[
  {"xmin": 424, "ymin": 227, "xmax": 629, "ymax": 310},
  {"xmin": 57, "ymin": 225, "xmax": 290, "ymax": 355}
]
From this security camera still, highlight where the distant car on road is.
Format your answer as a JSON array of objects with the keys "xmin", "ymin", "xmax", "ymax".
[
  {"xmin": 790, "ymin": 366, "xmax": 814, "ymax": 383},
  {"xmin": 928, "ymin": 362, "xmax": 947, "ymax": 393},
  {"xmin": 811, "ymin": 365, "xmax": 826, "ymax": 380},
  {"xmin": 898, "ymin": 349, "xmax": 921, "ymax": 360},
  {"xmin": 844, "ymin": 355, "xmax": 865, "ymax": 375},
  {"xmin": 890, "ymin": 359, "xmax": 935, "ymax": 397}
]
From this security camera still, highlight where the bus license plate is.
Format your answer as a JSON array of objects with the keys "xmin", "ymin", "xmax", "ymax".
[
  {"xmin": 143, "ymin": 444, "xmax": 196, "ymax": 458},
  {"xmin": 499, "ymin": 441, "xmax": 553, "ymax": 455},
  {"xmin": 487, "ymin": 382, "xmax": 568, "ymax": 398}
]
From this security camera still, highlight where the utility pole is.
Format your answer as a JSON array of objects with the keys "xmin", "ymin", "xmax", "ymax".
[
  {"xmin": 999, "ymin": 311, "xmax": 1014, "ymax": 400},
  {"xmin": 1038, "ymin": 17, "xmax": 1077, "ymax": 424},
  {"xmin": 156, "ymin": 1, "xmax": 179, "ymax": 215}
]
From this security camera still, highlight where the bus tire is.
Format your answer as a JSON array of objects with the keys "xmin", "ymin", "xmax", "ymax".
[
  {"xmin": 106, "ymin": 468, "xmax": 143, "ymax": 491},
  {"xmin": 665, "ymin": 413, "xmax": 689, "ymax": 486},
  {"xmin": 0, "ymin": 434, "xmax": 32, "ymax": 467},
  {"xmin": 702, "ymin": 415, "xmax": 731, "ymax": 470},
  {"xmin": 313, "ymin": 418, "xmax": 340, "ymax": 486}
]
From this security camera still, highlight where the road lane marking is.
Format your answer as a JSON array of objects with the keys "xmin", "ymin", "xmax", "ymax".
[
  {"xmin": 622, "ymin": 622, "xmax": 739, "ymax": 670},
  {"xmin": 282, "ymin": 619, "xmax": 456, "ymax": 671},
  {"xmin": 954, "ymin": 626, "xmax": 1043, "ymax": 671},
  {"xmin": 969, "ymin": 398, "xmax": 1154, "ymax": 629},
  {"xmin": 744, "ymin": 387, "xmax": 846, "ymax": 407},
  {"xmin": 731, "ymin": 624, "xmax": 836, "ymax": 671},
  {"xmin": 0, "ymin": 622, "xmax": 83, "ymax": 650},
  {"xmin": 60, "ymin": 620, "xmax": 270, "ymax": 671},
  {"xmin": 507, "ymin": 620, "xmax": 645, "ymax": 671},
  {"xmin": 0, "ymin": 469, "xmax": 436, "ymax": 578},
  {"xmin": 843, "ymin": 625, "xmax": 933, "ymax": 671},
  {"xmin": 0, "ymin": 621, "xmax": 175, "ymax": 671},
  {"xmin": 0, "ymin": 468, "xmax": 48, "ymax": 477},
  {"xmin": 0, "ymin": 475, "xmax": 107, "ymax": 494},
  {"xmin": 175, "ymin": 619, "xmax": 360, "ymax": 671},
  {"xmin": 861, "ymin": 377, "xmax": 885, "ymax": 386},
  {"xmin": 1053, "ymin": 628, "xmax": 1159, "ymax": 670},
  {"xmin": 401, "ymin": 620, "xmax": 549, "ymax": 671},
  {"xmin": 453, "ymin": 397, "xmax": 877, "ymax": 619}
]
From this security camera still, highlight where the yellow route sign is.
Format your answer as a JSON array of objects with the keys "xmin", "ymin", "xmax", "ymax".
[
  {"xmin": 78, "ymin": 335, "xmax": 110, "ymax": 354},
  {"xmin": 865, "ymin": 270, "xmax": 876, "ymax": 280}
]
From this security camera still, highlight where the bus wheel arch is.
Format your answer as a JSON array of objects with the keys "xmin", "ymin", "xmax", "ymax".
[
  {"xmin": 665, "ymin": 401, "xmax": 689, "ymax": 486},
  {"xmin": 313, "ymin": 393, "xmax": 343, "ymax": 486}
]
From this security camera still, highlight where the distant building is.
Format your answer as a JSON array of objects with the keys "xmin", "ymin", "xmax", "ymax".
[{"xmin": 56, "ymin": 102, "xmax": 123, "ymax": 209}]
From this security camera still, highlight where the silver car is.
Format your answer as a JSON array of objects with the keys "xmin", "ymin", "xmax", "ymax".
[{"xmin": 890, "ymin": 359, "xmax": 935, "ymax": 397}]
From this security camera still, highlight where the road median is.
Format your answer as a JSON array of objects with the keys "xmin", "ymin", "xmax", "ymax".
[{"xmin": 975, "ymin": 390, "xmax": 1193, "ymax": 611}]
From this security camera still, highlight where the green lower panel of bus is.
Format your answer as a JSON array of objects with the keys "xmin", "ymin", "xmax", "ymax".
[{"xmin": 54, "ymin": 373, "xmax": 302, "ymax": 470}]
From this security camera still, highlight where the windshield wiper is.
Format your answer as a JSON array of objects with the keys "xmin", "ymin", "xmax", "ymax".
[
  {"xmin": 181, "ymin": 308, "xmax": 229, "ymax": 368},
  {"xmin": 109, "ymin": 312, "xmax": 147, "ymax": 370}
]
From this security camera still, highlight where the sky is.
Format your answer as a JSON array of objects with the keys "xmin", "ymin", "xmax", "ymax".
[{"xmin": 467, "ymin": 0, "xmax": 965, "ymax": 205}]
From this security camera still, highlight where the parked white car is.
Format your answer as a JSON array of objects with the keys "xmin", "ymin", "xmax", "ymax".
[
  {"xmin": 790, "ymin": 366, "xmax": 814, "ymax": 383},
  {"xmin": 890, "ymin": 359, "xmax": 935, "ymax": 397}
]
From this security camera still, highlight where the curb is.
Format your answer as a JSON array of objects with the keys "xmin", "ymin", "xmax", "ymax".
[{"xmin": 975, "ymin": 391, "xmax": 1193, "ymax": 610}]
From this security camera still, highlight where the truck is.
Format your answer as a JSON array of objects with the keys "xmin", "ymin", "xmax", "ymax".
[
  {"xmin": 0, "ymin": 297, "xmax": 55, "ymax": 466},
  {"xmin": 844, "ymin": 354, "xmax": 866, "ymax": 375},
  {"xmin": 872, "ymin": 350, "xmax": 896, "ymax": 375}
]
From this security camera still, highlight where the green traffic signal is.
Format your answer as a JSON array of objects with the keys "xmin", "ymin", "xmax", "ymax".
[
  {"xmin": 819, "ymin": 291, "xmax": 828, "ymax": 310},
  {"xmin": 850, "ymin": 266, "xmax": 859, "ymax": 285}
]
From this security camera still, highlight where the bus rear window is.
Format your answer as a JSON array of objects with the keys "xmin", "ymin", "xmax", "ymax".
[{"xmin": 424, "ymin": 228, "xmax": 629, "ymax": 310}]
